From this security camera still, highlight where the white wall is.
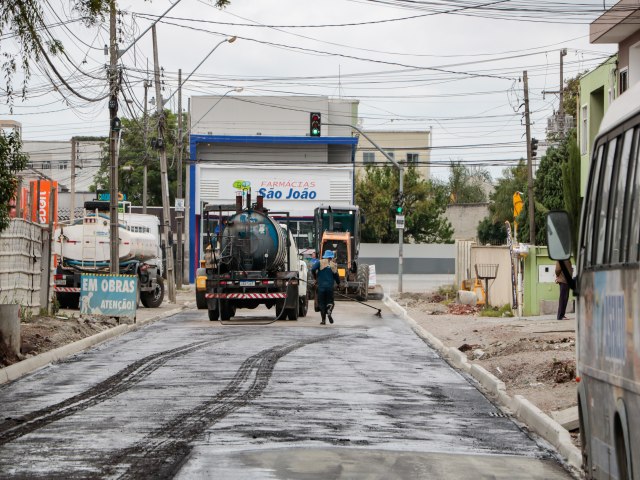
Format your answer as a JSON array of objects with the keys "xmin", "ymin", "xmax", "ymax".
[{"xmin": 190, "ymin": 96, "xmax": 357, "ymax": 137}]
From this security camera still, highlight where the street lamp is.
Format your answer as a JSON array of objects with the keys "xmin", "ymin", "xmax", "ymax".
[{"xmin": 163, "ymin": 36, "xmax": 237, "ymax": 107}]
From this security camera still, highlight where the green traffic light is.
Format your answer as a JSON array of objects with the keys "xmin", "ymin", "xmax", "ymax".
[{"xmin": 396, "ymin": 206, "xmax": 403, "ymax": 214}]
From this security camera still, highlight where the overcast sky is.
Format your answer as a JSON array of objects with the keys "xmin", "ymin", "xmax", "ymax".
[{"xmin": 1, "ymin": 0, "xmax": 618, "ymax": 180}]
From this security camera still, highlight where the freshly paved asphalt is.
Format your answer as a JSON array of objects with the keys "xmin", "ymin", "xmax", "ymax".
[{"xmin": 0, "ymin": 287, "xmax": 574, "ymax": 479}]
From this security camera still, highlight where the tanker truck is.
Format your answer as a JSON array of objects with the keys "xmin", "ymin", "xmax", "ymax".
[
  {"xmin": 52, "ymin": 201, "xmax": 165, "ymax": 309},
  {"xmin": 202, "ymin": 193, "xmax": 307, "ymax": 321}
]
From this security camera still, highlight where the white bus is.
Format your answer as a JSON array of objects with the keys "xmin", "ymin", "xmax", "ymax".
[{"xmin": 547, "ymin": 82, "xmax": 640, "ymax": 479}]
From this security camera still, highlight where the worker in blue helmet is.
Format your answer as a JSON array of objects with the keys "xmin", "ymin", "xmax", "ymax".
[{"xmin": 312, "ymin": 249, "xmax": 340, "ymax": 325}]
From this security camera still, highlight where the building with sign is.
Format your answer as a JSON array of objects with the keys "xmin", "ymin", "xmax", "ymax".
[{"xmin": 188, "ymin": 95, "xmax": 359, "ymax": 281}]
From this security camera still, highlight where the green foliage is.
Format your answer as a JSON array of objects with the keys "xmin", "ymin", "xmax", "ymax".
[
  {"xmin": 0, "ymin": 129, "xmax": 28, "ymax": 232},
  {"xmin": 92, "ymin": 111, "xmax": 185, "ymax": 206},
  {"xmin": 447, "ymin": 160, "xmax": 491, "ymax": 204},
  {"xmin": 356, "ymin": 164, "xmax": 453, "ymax": 244},
  {"xmin": 518, "ymin": 139, "xmax": 569, "ymax": 245},
  {"xmin": 477, "ymin": 161, "xmax": 527, "ymax": 243},
  {"xmin": 562, "ymin": 75, "xmax": 580, "ymax": 122},
  {"xmin": 477, "ymin": 217, "xmax": 507, "ymax": 245},
  {"xmin": 0, "ymin": 0, "xmax": 230, "ymax": 104},
  {"xmin": 562, "ymin": 132, "xmax": 581, "ymax": 256}
]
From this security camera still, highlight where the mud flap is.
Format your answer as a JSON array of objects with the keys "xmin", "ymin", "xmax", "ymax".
[{"xmin": 284, "ymin": 283, "xmax": 298, "ymax": 309}]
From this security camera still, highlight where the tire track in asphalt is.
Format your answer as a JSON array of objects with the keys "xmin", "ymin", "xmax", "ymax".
[
  {"xmin": 106, "ymin": 333, "xmax": 339, "ymax": 480},
  {"xmin": 0, "ymin": 337, "xmax": 232, "ymax": 446}
]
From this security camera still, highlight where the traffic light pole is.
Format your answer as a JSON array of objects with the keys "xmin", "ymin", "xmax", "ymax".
[{"xmin": 330, "ymin": 123, "xmax": 405, "ymax": 293}]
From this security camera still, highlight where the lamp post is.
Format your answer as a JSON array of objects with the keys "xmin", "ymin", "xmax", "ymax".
[
  {"xmin": 184, "ymin": 86, "xmax": 243, "ymax": 282},
  {"xmin": 329, "ymin": 122, "xmax": 405, "ymax": 293}
]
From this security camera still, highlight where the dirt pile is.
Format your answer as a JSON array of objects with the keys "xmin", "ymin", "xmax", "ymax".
[
  {"xmin": 0, "ymin": 314, "xmax": 115, "ymax": 368},
  {"xmin": 395, "ymin": 291, "xmax": 577, "ymax": 415}
]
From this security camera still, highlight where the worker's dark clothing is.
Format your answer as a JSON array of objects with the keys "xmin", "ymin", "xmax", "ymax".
[
  {"xmin": 312, "ymin": 259, "xmax": 340, "ymax": 323},
  {"xmin": 555, "ymin": 259, "xmax": 572, "ymax": 320}
]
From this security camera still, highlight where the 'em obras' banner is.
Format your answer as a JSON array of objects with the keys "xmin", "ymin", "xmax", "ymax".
[{"xmin": 80, "ymin": 274, "xmax": 138, "ymax": 319}]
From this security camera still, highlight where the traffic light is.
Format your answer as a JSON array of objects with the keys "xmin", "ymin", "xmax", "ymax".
[
  {"xmin": 310, "ymin": 112, "xmax": 321, "ymax": 137},
  {"xmin": 394, "ymin": 193, "xmax": 405, "ymax": 215},
  {"xmin": 531, "ymin": 137, "xmax": 539, "ymax": 158}
]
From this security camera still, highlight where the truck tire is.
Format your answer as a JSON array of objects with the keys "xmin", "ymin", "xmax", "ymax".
[
  {"xmin": 220, "ymin": 300, "xmax": 233, "ymax": 321},
  {"xmin": 287, "ymin": 305, "xmax": 299, "ymax": 321},
  {"xmin": 140, "ymin": 276, "xmax": 164, "ymax": 308},
  {"xmin": 356, "ymin": 263, "xmax": 370, "ymax": 301},
  {"xmin": 298, "ymin": 295, "xmax": 308, "ymax": 318},
  {"xmin": 196, "ymin": 290, "xmax": 207, "ymax": 309},
  {"xmin": 208, "ymin": 307, "xmax": 219, "ymax": 321},
  {"xmin": 56, "ymin": 291, "xmax": 79, "ymax": 309}
]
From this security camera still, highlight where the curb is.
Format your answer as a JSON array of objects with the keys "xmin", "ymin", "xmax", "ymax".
[
  {"xmin": 0, "ymin": 305, "xmax": 187, "ymax": 386},
  {"xmin": 383, "ymin": 294, "xmax": 582, "ymax": 473}
]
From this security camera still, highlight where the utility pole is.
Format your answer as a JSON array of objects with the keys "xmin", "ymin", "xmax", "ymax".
[
  {"xmin": 523, "ymin": 70, "xmax": 535, "ymax": 245},
  {"xmin": 108, "ymin": 0, "xmax": 119, "ymax": 274},
  {"xmin": 143, "ymin": 79, "xmax": 150, "ymax": 214},
  {"xmin": 176, "ymin": 68, "xmax": 184, "ymax": 287},
  {"xmin": 152, "ymin": 25, "xmax": 176, "ymax": 303},
  {"xmin": 70, "ymin": 137, "xmax": 76, "ymax": 223},
  {"xmin": 559, "ymin": 48, "xmax": 567, "ymax": 135}
]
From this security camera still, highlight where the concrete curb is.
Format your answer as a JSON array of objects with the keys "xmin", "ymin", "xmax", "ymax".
[
  {"xmin": 0, "ymin": 305, "xmax": 187, "ymax": 386},
  {"xmin": 383, "ymin": 294, "xmax": 582, "ymax": 473}
]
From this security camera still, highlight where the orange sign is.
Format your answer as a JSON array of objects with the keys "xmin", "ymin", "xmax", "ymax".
[{"xmin": 30, "ymin": 180, "xmax": 58, "ymax": 225}]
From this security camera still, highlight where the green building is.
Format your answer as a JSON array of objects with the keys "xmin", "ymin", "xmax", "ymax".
[{"xmin": 578, "ymin": 54, "xmax": 617, "ymax": 196}]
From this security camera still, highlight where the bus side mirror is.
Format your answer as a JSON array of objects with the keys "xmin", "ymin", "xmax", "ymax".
[{"xmin": 546, "ymin": 211, "xmax": 572, "ymax": 261}]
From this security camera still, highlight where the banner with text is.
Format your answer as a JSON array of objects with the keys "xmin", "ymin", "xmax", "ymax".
[{"xmin": 80, "ymin": 274, "xmax": 138, "ymax": 319}]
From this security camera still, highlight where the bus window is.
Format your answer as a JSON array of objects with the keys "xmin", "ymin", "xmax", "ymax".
[
  {"xmin": 582, "ymin": 144, "xmax": 604, "ymax": 268},
  {"xmin": 610, "ymin": 128, "xmax": 634, "ymax": 264},
  {"xmin": 630, "ymin": 139, "xmax": 640, "ymax": 263},
  {"xmin": 594, "ymin": 137, "xmax": 617, "ymax": 265}
]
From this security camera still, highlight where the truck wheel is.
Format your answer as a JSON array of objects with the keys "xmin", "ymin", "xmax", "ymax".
[
  {"xmin": 356, "ymin": 264, "xmax": 370, "ymax": 301},
  {"xmin": 141, "ymin": 276, "xmax": 164, "ymax": 308},
  {"xmin": 298, "ymin": 295, "xmax": 308, "ymax": 318},
  {"xmin": 56, "ymin": 292, "xmax": 80, "ymax": 309},
  {"xmin": 208, "ymin": 308, "xmax": 219, "ymax": 321},
  {"xmin": 220, "ymin": 301, "xmax": 233, "ymax": 321},
  {"xmin": 287, "ymin": 305, "xmax": 299, "ymax": 321},
  {"xmin": 196, "ymin": 291, "xmax": 207, "ymax": 309}
]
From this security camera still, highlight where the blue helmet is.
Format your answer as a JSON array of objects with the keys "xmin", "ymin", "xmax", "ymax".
[{"xmin": 322, "ymin": 250, "xmax": 334, "ymax": 259}]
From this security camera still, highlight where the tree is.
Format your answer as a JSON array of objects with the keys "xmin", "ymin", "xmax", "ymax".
[
  {"xmin": 561, "ymin": 131, "xmax": 581, "ymax": 256},
  {"xmin": 517, "ymin": 141, "xmax": 568, "ymax": 245},
  {"xmin": 0, "ymin": 129, "xmax": 28, "ymax": 231},
  {"xmin": 447, "ymin": 160, "xmax": 491, "ymax": 204},
  {"xmin": 92, "ymin": 111, "xmax": 184, "ymax": 206},
  {"xmin": 562, "ymin": 75, "xmax": 580, "ymax": 122},
  {"xmin": 476, "ymin": 161, "xmax": 527, "ymax": 243},
  {"xmin": 356, "ymin": 164, "xmax": 453, "ymax": 244},
  {"xmin": 0, "ymin": 0, "xmax": 230, "ymax": 105}
]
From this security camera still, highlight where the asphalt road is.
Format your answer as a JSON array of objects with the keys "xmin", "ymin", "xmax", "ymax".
[{"xmin": 0, "ymin": 300, "xmax": 573, "ymax": 479}]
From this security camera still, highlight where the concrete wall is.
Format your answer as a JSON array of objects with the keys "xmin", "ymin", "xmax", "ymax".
[
  {"xmin": 0, "ymin": 219, "xmax": 43, "ymax": 309},
  {"xmin": 359, "ymin": 243, "xmax": 454, "ymax": 274},
  {"xmin": 469, "ymin": 246, "xmax": 513, "ymax": 307},
  {"xmin": 523, "ymin": 246, "xmax": 575, "ymax": 316},
  {"xmin": 190, "ymin": 96, "xmax": 358, "ymax": 137},
  {"xmin": 445, "ymin": 203, "xmax": 489, "ymax": 241}
]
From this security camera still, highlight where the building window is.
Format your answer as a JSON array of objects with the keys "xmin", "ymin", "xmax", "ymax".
[
  {"xmin": 620, "ymin": 68, "xmax": 629, "ymax": 95},
  {"xmin": 385, "ymin": 151, "xmax": 395, "ymax": 161},
  {"xmin": 59, "ymin": 161, "xmax": 68, "ymax": 170},
  {"xmin": 407, "ymin": 153, "xmax": 419, "ymax": 164},
  {"xmin": 581, "ymin": 104, "xmax": 588, "ymax": 155},
  {"xmin": 363, "ymin": 152, "xmax": 375, "ymax": 164},
  {"xmin": 42, "ymin": 161, "xmax": 51, "ymax": 170}
]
